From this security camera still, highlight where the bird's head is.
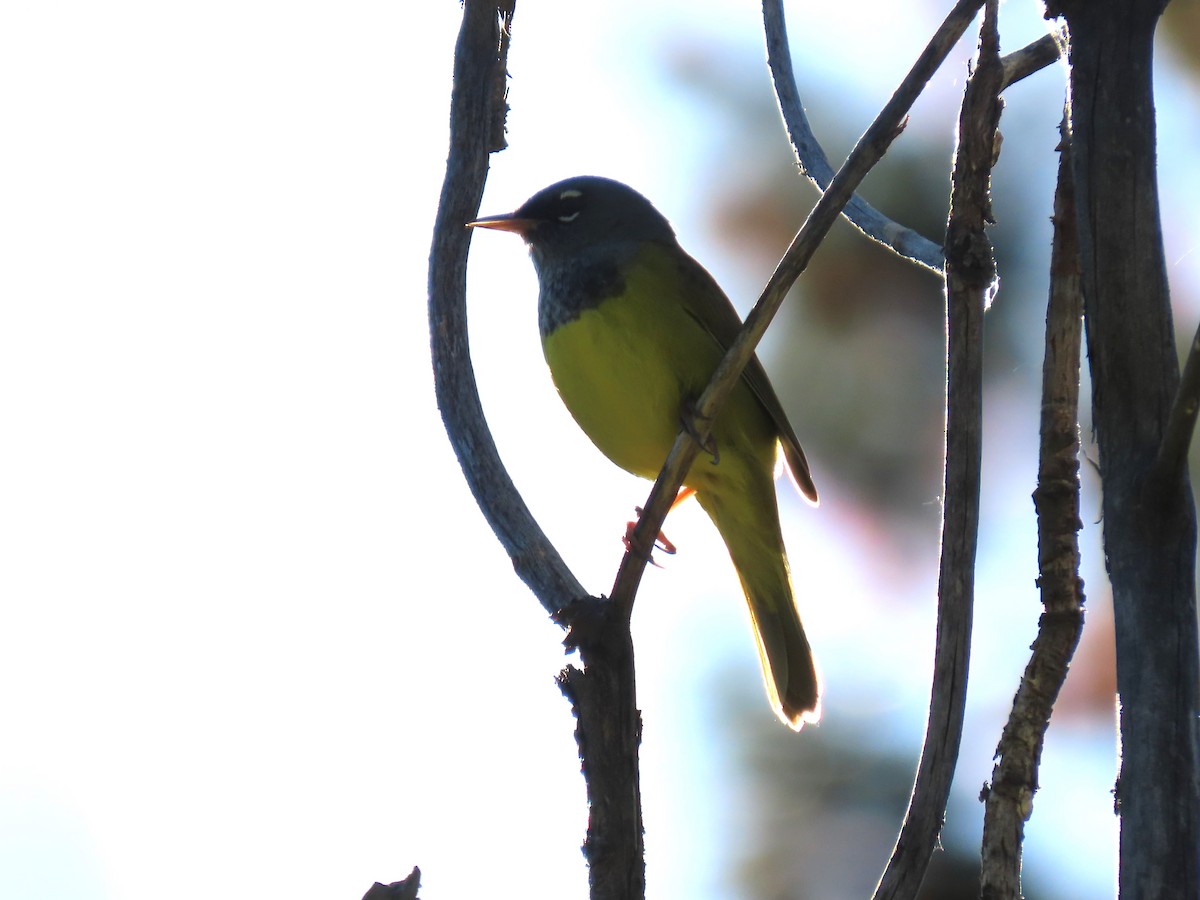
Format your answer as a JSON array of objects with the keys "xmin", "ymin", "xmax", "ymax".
[{"xmin": 469, "ymin": 175, "xmax": 676, "ymax": 266}]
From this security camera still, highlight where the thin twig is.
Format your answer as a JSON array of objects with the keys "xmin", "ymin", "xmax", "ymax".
[
  {"xmin": 1151, "ymin": 318, "xmax": 1200, "ymax": 487},
  {"xmin": 761, "ymin": 0, "xmax": 945, "ymax": 273},
  {"xmin": 979, "ymin": 114, "xmax": 1086, "ymax": 900},
  {"xmin": 873, "ymin": 2, "xmax": 999, "ymax": 897},
  {"xmin": 999, "ymin": 28, "xmax": 1067, "ymax": 90},
  {"xmin": 612, "ymin": 0, "xmax": 989, "ymax": 617}
]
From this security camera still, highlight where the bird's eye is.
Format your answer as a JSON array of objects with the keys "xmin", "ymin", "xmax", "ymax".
[{"xmin": 556, "ymin": 189, "xmax": 584, "ymax": 223}]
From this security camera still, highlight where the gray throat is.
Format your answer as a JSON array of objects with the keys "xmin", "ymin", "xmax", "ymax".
[{"xmin": 533, "ymin": 244, "xmax": 634, "ymax": 338}]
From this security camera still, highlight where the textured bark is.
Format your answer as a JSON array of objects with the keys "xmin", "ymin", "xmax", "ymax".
[
  {"xmin": 1049, "ymin": 1, "xmax": 1200, "ymax": 895},
  {"xmin": 979, "ymin": 122, "xmax": 1086, "ymax": 900}
]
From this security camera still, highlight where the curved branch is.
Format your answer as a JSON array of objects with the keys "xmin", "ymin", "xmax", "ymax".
[
  {"xmin": 873, "ymin": 2, "xmax": 998, "ymax": 897},
  {"xmin": 614, "ymin": 0, "xmax": 989, "ymax": 614},
  {"xmin": 428, "ymin": 0, "xmax": 586, "ymax": 611},
  {"xmin": 430, "ymin": 7, "xmax": 646, "ymax": 897},
  {"xmin": 762, "ymin": 4, "xmax": 1063, "ymax": 276},
  {"xmin": 762, "ymin": 0, "xmax": 946, "ymax": 273}
]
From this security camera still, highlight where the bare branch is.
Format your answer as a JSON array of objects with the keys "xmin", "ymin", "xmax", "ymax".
[
  {"xmin": 873, "ymin": 2, "xmax": 1000, "ymax": 897},
  {"xmin": 999, "ymin": 28, "xmax": 1067, "ymax": 90},
  {"xmin": 612, "ymin": 0, "xmax": 990, "ymax": 616},
  {"xmin": 979, "ymin": 115, "xmax": 1086, "ymax": 900},
  {"xmin": 430, "ymin": 5, "xmax": 645, "ymax": 898},
  {"xmin": 429, "ymin": 0, "xmax": 584, "ymax": 611},
  {"xmin": 555, "ymin": 635, "xmax": 644, "ymax": 900},
  {"xmin": 761, "ymin": 0, "xmax": 946, "ymax": 273},
  {"xmin": 761, "ymin": 2, "xmax": 1062, "ymax": 275}
]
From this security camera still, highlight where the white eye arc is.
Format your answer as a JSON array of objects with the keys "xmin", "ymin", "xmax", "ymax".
[{"xmin": 555, "ymin": 188, "xmax": 584, "ymax": 223}]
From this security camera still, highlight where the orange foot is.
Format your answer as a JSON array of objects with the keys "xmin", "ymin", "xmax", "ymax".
[{"xmin": 622, "ymin": 488, "xmax": 696, "ymax": 566}]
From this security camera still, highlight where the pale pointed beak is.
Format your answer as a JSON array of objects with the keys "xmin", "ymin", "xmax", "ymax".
[{"xmin": 466, "ymin": 213, "xmax": 538, "ymax": 236}]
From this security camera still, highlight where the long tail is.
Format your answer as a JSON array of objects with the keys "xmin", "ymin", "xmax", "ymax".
[{"xmin": 695, "ymin": 488, "xmax": 820, "ymax": 729}]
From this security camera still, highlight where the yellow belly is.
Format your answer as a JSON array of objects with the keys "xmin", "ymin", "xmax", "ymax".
[{"xmin": 541, "ymin": 259, "xmax": 776, "ymax": 492}]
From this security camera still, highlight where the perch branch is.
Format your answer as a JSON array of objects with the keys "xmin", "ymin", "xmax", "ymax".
[
  {"xmin": 873, "ymin": 2, "xmax": 999, "ymax": 897},
  {"xmin": 979, "ymin": 115, "xmax": 1086, "ymax": 900},
  {"xmin": 612, "ymin": 0, "xmax": 991, "ymax": 617}
]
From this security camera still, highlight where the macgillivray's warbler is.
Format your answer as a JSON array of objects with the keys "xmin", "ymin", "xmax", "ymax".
[{"xmin": 469, "ymin": 176, "xmax": 821, "ymax": 730}]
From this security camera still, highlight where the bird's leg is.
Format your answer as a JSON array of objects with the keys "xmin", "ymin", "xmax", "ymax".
[
  {"xmin": 624, "ymin": 507, "xmax": 676, "ymax": 566},
  {"xmin": 680, "ymin": 400, "xmax": 720, "ymax": 465},
  {"xmin": 623, "ymin": 489, "xmax": 693, "ymax": 566}
]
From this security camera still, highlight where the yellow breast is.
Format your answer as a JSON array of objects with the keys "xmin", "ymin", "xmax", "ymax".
[{"xmin": 541, "ymin": 245, "xmax": 775, "ymax": 490}]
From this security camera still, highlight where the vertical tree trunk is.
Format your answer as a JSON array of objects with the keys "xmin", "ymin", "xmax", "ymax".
[{"xmin": 1051, "ymin": 1, "xmax": 1200, "ymax": 895}]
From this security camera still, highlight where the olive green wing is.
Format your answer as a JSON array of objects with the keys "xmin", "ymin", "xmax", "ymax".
[{"xmin": 672, "ymin": 247, "xmax": 819, "ymax": 505}]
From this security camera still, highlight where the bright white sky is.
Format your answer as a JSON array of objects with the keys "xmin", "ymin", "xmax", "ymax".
[{"xmin": 2, "ymin": 2, "xmax": 1196, "ymax": 898}]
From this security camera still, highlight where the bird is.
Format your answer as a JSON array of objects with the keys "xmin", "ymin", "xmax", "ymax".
[{"xmin": 469, "ymin": 175, "xmax": 821, "ymax": 730}]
